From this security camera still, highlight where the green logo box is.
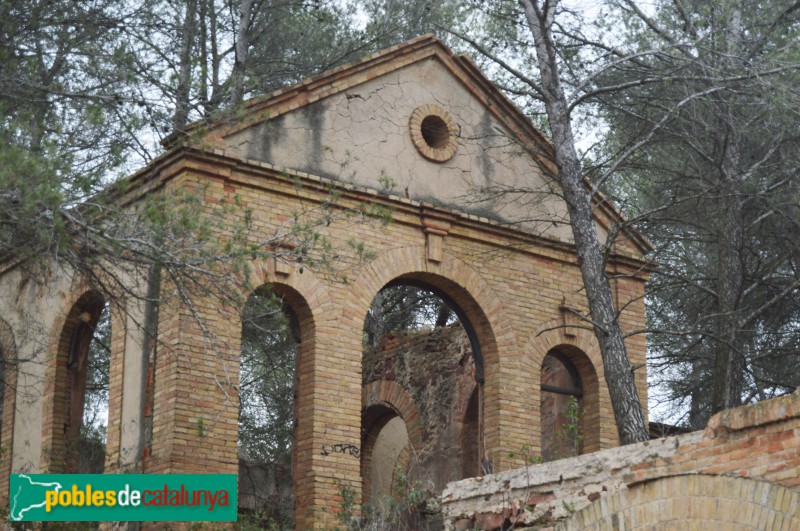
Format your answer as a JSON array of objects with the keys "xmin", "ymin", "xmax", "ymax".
[{"xmin": 9, "ymin": 474, "xmax": 237, "ymax": 522}]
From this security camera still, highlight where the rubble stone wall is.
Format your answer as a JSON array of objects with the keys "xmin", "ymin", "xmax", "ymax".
[{"xmin": 362, "ymin": 325, "xmax": 477, "ymax": 496}]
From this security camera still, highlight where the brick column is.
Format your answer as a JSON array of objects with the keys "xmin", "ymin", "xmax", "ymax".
[{"xmin": 294, "ymin": 320, "xmax": 363, "ymax": 528}]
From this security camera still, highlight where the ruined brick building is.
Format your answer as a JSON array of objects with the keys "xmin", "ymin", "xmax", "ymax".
[{"xmin": 0, "ymin": 36, "xmax": 651, "ymax": 528}]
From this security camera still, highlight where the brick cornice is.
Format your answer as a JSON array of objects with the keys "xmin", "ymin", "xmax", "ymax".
[{"xmin": 115, "ymin": 145, "xmax": 653, "ymax": 280}]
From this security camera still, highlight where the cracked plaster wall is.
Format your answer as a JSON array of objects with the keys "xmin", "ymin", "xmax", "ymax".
[{"xmin": 222, "ymin": 59, "xmax": 590, "ymax": 244}]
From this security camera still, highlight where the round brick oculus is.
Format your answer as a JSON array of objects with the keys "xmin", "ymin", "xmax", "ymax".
[{"xmin": 409, "ymin": 104, "xmax": 457, "ymax": 162}]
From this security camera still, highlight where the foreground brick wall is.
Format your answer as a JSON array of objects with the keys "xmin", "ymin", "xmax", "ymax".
[
  {"xmin": 442, "ymin": 390, "xmax": 800, "ymax": 530},
  {"xmin": 558, "ymin": 475, "xmax": 800, "ymax": 531}
]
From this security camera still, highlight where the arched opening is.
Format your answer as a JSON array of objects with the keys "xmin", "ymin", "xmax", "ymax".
[
  {"xmin": 541, "ymin": 350, "xmax": 582, "ymax": 461},
  {"xmin": 52, "ymin": 291, "xmax": 110, "ymax": 473},
  {"xmin": 361, "ymin": 404, "xmax": 410, "ymax": 504},
  {"xmin": 238, "ymin": 286, "xmax": 301, "ymax": 529},
  {"xmin": 540, "ymin": 346, "xmax": 600, "ymax": 460},
  {"xmin": 361, "ymin": 279, "xmax": 483, "ymax": 504},
  {"xmin": 461, "ymin": 387, "xmax": 481, "ymax": 478}
]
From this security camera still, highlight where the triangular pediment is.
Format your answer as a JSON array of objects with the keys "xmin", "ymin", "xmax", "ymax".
[{"xmin": 186, "ymin": 35, "xmax": 649, "ymax": 257}]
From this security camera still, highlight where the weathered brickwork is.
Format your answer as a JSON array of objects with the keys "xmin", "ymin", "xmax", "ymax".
[
  {"xmin": 442, "ymin": 389, "xmax": 800, "ymax": 530},
  {"xmin": 558, "ymin": 475, "xmax": 800, "ymax": 531},
  {"xmin": 0, "ymin": 36, "xmax": 651, "ymax": 528}
]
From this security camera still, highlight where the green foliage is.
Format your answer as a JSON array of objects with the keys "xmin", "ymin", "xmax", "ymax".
[
  {"xmin": 337, "ymin": 483, "xmax": 360, "ymax": 528},
  {"xmin": 234, "ymin": 509, "xmax": 289, "ymax": 531},
  {"xmin": 511, "ymin": 396, "xmax": 583, "ymax": 467},
  {"xmin": 244, "ymin": 0, "xmax": 369, "ymax": 94},
  {"xmin": 377, "ymin": 169, "xmax": 397, "ymax": 192},
  {"xmin": 362, "ymin": 203, "xmax": 394, "ymax": 227},
  {"xmin": 595, "ymin": 0, "xmax": 800, "ymax": 426},
  {"xmin": 195, "ymin": 417, "xmax": 206, "ymax": 438},
  {"xmin": 237, "ymin": 289, "xmax": 297, "ymax": 528},
  {"xmin": 347, "ymin": 239, "xmax": 377, "ymax": 262},
  {"xmin": 0, "ymin": 140, "xmax": 70, "ymax": 261},
  {"xmin": 340, "ymin": 464, "xmax": 431, "ymax": 531},
  {"xmin": 508, "ymin": 444, "xmax": 543, "ymax": 465},
  {"xmin": 360, "ymin": 0, "xmax": 471, "ymax": 51},
  {"xmin": 561, "ymin": 396, "xmax": 583, "ymax": 457},
  {"xmin": 0, "ymin": 0, "xmax": 138, "ymax": 265},
  {"xmin": 542, "ymin": 395, "xmax": 583, "ymax": 463}
]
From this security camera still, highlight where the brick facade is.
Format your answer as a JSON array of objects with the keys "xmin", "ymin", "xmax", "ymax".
[
  {"xmin": 442, "ymin": 390, "xmax": 800, "ymax": 530},
  {"xmin": 0, "ymin": 36, "xmax": 651, "ymax": 528}
]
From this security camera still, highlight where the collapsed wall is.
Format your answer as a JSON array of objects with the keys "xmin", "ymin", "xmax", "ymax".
[
  {"xmin": 441, "ymin": 390, "xmax": 800, "ymax": 530},
  {"xmin": 362, "ymin": 324, "xmax": 478, "ymax": 498}
]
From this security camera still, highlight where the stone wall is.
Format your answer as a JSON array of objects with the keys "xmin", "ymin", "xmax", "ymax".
[
  {"xmin": 362, "ymin": 324, "xmax": 477, "ymax": 496},
  {"xmin": 442, "ymin": 390, "xmax": 800, "ymax": 530}
]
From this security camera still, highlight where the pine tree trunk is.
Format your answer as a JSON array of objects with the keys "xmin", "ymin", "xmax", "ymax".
[
  {"xmin": 172, "ymin": 0, "xmax": 197, "ymax": 133},
  {"xmin": 710, "ymin": 8, "xmax": 746, "ymax": 415},
  {"xmin": 711, "ymin": 136, "xmax": 745, "ymax": 413},
  {"xmin": 520, "ymin": 0, "xmax": 649, "ymax": 444},
  {"xmin": 230, "ymin": 0, "xmax": 254, "ymax": 108}
]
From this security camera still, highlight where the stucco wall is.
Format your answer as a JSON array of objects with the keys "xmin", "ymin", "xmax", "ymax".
[
  {"xmin": 0, "ymin": 266, "xmax": 90, "ymax": 476},
  {"xmin": 0, "ymin": 263, "xmax": 150, "ymax": 501},
  {"xmin": 223, "ymin": 59, "xmax": 576, "ymax": 243}
]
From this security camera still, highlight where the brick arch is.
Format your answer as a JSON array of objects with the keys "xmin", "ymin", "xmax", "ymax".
[
  {"xmin": 245, "ymin": 258, "xmax": 336, "ymax": 325},
  {"xmin": 242, "ymin": 259, "xmax": 338, "ymax": 436},
  {"xmin": 361, "ymin": 380, "xmax": 422, "ymax": 502},
  {"xmin": 40, "ymin": 288, "xmax": 112, "ymax": 472},
  {"xmin": 239, "ymin": 261, "xmax": 337, "ymax": 524},
  {"xmin": 362, "ymin": 380, "xmax": 422, "ymax": 450},
  {"xmin": 345, "ymin": 246, "xmax": 521, "ymax": 469},
  {"xmin": 0, "ymin": 318, "xmax": 16, "ymax": 503},
  {"xmin": 556, "ymin": 474, "xmax": 800, "ymax": 530},
  {"xmin": 540, "ymin": 346, "xmax": 600, "ymax": 458},
  {"xmin": 205, "ymin": 259, "xmax": 335, "ymax": 399},
  {"xmin": 345, "ymin": 246, "xmax": 513, "ymax": 368},
  {"xmin": 522, "ymin": 322, "xmax": 617, "ymax": 453}
]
